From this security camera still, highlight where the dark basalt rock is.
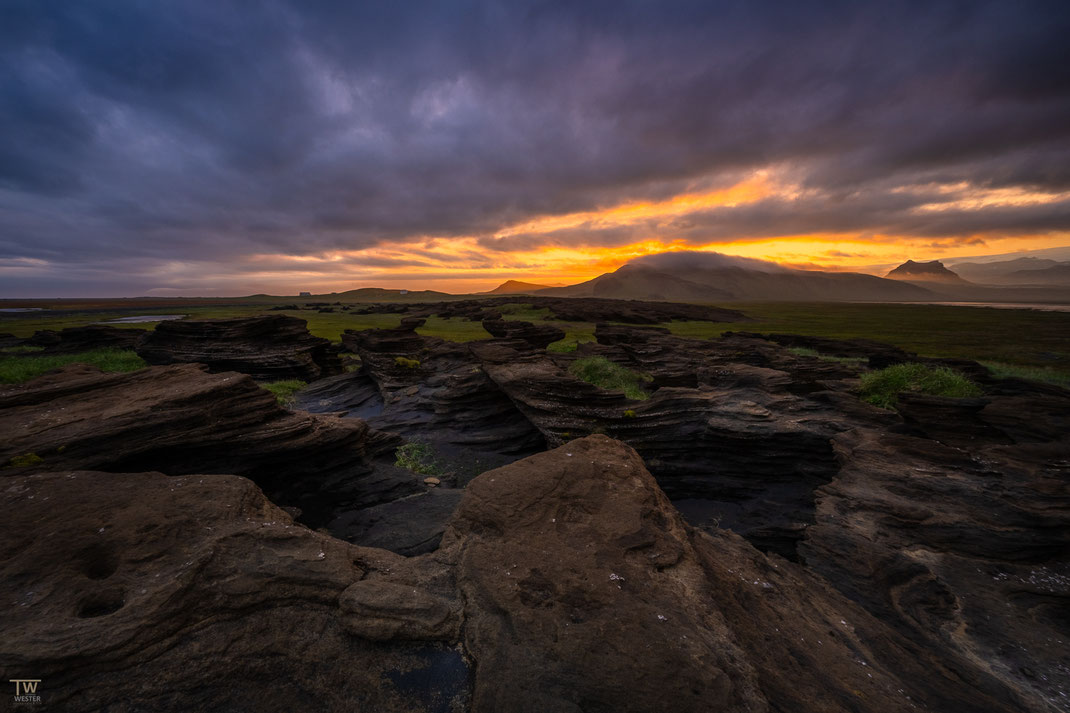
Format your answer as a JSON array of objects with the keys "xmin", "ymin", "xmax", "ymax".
[
  {"xmin": 0, "ymin": 438, "xmax": 1029, "ymax": 712},
  {"xmin": 22, "ymin": 325, "xmax": 149, "ymax": 353},
  {"xmin": 0, "ymin": 469, "xmax": 470, "ymax": 713},
  {"xmin": 0, "ymin": 363, "xmax": 418, "ymax": 530},
  {"xmin": 801, "ymin": 428, "xmax": 1070, "ymax": 713},
  {"xmin": 335, "ymin": 321, "xmax": 545, "ymax": 456},
  {"xmin": 137, "ymin": 315, "xmax": 343, "ymax": 381},
  {"xmin": 480, "ymin": 318, "xmax": 565, "ymax": 349},
  {"xmin": 352, "ymin": 295, "xmax": 750, "ymax": 325}
]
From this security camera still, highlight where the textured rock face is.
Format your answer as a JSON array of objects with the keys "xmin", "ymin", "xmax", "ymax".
[
  {"xmin": 802, "ymin": 428, "xmax": 1070, "ymax": 713},
  {"xmin": 25, "ymin": 325, "xmax": 149, "ymax": 353},
  {"xmin": 0, "ymin": 363, "xmax": 417, "ymax": 528},
  {"xmin": 352, "ymin": 295, "xmax": 750, "ymax": 325},
  {"xmin": 480, "ymin": 317, "xmax": 565, "ymax": 349},
  {"xmin": 0, "ymin": 470, "xmax": 469, "ymax": 713},
  {"xmin": 332, "ymin": 321, "xmax": 546, "ymax": 456},
  {"xmin": 137, "ymin": 315, "xmax": 343, "ymax": 381},
  {"xmin": 0, "ymin": 438, "xmax": 1032, "ymax": 713}
]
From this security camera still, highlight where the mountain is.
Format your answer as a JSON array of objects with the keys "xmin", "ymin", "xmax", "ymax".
[
  {"xmin": 885, "ymin": 260, "xmax": 968, "ymax": 283},
  {"xmin": 484, "ymin": 280, "xmax": 554, "ymax": 294},
  {"xmin": 1004, "ymin": 263, "xmax": 1070, "ymax": 285},
  {"xmin": 950, "ymin": 257, "xmax": 1070, "ymax": 285},
  {"xmin": 537, "ymin": 264, "xmax": 734, "ymax": 301},
  {"xmin": 538, "ymin": 253, "xmax": 933, "ymax": 302}
]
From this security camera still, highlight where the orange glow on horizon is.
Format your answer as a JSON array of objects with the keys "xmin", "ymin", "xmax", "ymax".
[{"xmin": 225, "ymin": 171, "xmax": 1070, "ymax": 294}]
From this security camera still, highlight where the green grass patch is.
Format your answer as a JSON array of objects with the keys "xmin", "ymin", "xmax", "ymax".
[
  {"xmin": 394, "ymin": 356, "xmax": 421, "ymax": 369},
  {"xmin": 858, "ymin": 363, "xmax": 982, "ymax": 409},
  {"xmin": 981, "ymin": 362, "xmax": 1070, "ymax": 389},
  {"xmin": 787, "ymin": 346, "xmax": 868, "ymax": 365},
  {"xmin": 0, "ymin": 349, "xmax": 147, "ymax": 384},
  {"xmin": 547, "ymin": 329, "xmax": 596, "ymax": 353},
  {"xmin": 1, "ymin": 345, "xmax": 45, "ymax": 354},
  {"xmin": 713, "ymin": 302, "xmax": 1070, "ymax": 376},
  {"xmin": 415, "ymin": 316, "xmax": 492, "ymax": 342},
  {"xmin": 498, "ymin": 302, "xmax": 554, "ymax": 321},
  {"xmin": 8, "ymin": 452, "xmax": 44, "ymax": 468},
  {"xmin": 569, "ymin": 356, "xmax": 652, "ymax": 400},
  {"xmin": 261, "ymin": 379, "xmax": 307, "ymax": 406},
  {"xmin": 394, "ymin": 441, "xmax": 446, "ymax": 476}
]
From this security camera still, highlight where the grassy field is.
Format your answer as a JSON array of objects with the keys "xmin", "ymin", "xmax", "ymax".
[
  {"xmin": 3, "ymin": 299, "xmax": 1068, "ymax": 378},
  {"xmin": 0, "ymin": 348, "xmax": 147, "ymax": 384}
]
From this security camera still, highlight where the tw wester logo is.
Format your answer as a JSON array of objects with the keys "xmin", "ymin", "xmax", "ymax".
[{"xmin": 9, "ymin": 679, "xmax": 42, "ymax": 705}]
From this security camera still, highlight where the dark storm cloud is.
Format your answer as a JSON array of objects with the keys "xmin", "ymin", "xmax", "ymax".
[{"xmin": 2, "ymin": 0, "xmax": 1069, "ymax": 294}]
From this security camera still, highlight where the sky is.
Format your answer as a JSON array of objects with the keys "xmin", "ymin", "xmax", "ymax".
[{"xmin": 2, "ymin": 0, "xmax": 1070, "ymax": 297}]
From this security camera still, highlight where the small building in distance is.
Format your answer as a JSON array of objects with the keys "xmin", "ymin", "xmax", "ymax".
[
  {"xmin": 299, "ymin": 291, "xmax": 312, "ymax": 297},
  {"xmin": 399, "ymin": 289, "xmax": 409, "ymax": 295}
]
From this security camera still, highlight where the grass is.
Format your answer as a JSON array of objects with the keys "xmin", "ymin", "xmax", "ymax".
[
  {"xmin": 568, "ymin": 356, "xmax": 652, "ymax": 400},
  {"xmin": 0, "ymin": 349, "xmax": 147, "ymax": 384},
  {"xmin": 261, "ymin": 379, "xmax": 307, "ymax": 406},
  {"xmin": 787, "ymin": 346, "xmax": 868, "ymax": 365},
  {"xmin": 8, "ymin": 452, "xmax": 44, "ymax": 468},
  {"xmin": 858, "ymin": 363, "xmax": 983, "ymax": 409},
  {"xmin": 1, "ymin": 345, "xmax": 45, "ymax": 354},
  {"xmin": 981, "ymin": 362, "xmax": 1070, "ymax": 388},
  {"xmin": 547, "ymin": 330, "xmax": 596, "ymax": 353},
  {"xmin": 712, "ymin": 302, "xmax": 1070, "ymax": 375},
  {"xmin": 394, "ymin": 441, "xmax": 446, "ymax": 476},
  {"xmin": 415, "ymin": 316, "xmax": 492, "ymax": 342},
  {"xmin": 394, "ymin": 356, "xmax": 421, "ymax": 369},
  {"xmin": 498, "ymin": 302, "xmax": 554, "ymax": 321}
]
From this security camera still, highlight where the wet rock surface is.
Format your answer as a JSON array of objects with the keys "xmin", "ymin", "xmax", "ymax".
[{"xmin": 137, "ymin": 314, "xmax": 343, "ymax": 381}]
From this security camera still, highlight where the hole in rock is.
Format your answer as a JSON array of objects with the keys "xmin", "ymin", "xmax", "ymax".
[
  {"xmin": 78, "ymin": 590, "xmax": 125, "ymax": 618},
  {"xmin": 77, "ymin": 543, "xmax": 119, "ymax": 580}
]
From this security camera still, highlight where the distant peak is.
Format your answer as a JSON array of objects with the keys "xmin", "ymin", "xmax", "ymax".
[
  {"xmin": 484, "ymin": 279, "xmax": 553, "ymax": 294},
  {"xmin": 885, "ymin": 259, "xmax": 967, "ymax": 283}
]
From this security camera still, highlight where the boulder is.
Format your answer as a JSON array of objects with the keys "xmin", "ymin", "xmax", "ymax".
[{"xmin": 137, "ymin": 315, "xmax": 342, "ymax": 381}]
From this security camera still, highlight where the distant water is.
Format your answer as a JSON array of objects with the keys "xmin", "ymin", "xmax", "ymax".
[
  {"xmin": 0, "ymin": 307, "xmax": 45, "ymax": 313},
  {"xmin": 879, "ymin": 302, "xmax": 1070, "ymax": 312},
  {"xmin": 99, "ymin": 314, "xmax": 186, "ymax": 324}
]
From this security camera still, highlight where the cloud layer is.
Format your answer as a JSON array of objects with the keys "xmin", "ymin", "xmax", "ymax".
[{"xmin": 2, "ymin": 0, "xmax": 1069, "ymax": 295}]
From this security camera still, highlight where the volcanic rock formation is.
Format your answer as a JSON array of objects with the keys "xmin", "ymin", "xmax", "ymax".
[
  {"xmin": 136, "ymin": 314, "xmax": 343, "ymax": 381},
  {"xmin": 24, "ymin": 324, "xmax": 149, "ymax": 353},
  {"xmin": 0, "ymin": 363, "xmax": 417, "ymax": 530},
  {"xmin": 0, "ymin": 437, "xmax": 1040, "ymax": 713}
]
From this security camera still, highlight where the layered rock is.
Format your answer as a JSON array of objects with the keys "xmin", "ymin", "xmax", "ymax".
[
  {"xmin": 0, "ymin": 470, "xmax": 468, "ymax": 712},
  {"xmin": 330, "ymin": 320, "xmax": 545, "ymax": 456},
  {"xmin": 480, "ymin": 318, "xmax": 565, "ymax": 349},
  {"xmin": 137, "ymin": 314, "xmax": 343, "ymax": 381},
  {"xmin": 24, "ymin": 325, "xmax": 148, "ymax": 353},
  {"xmin": 0, "ymin": 363, "xmax": 417, "ymax": 529},
  {"xmin": 352, "ymin": 295, "xmax": 750, "ymax": 325},
  {"xmin": 801, "ymin": 427, "xmax": 1070, "ymax": 713},
  {"xmin": 0, "ymin": 437, "xmax": 1035, "ymax": 712}
]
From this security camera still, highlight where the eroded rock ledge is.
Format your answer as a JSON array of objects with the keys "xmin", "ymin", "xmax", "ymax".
[{"xmin": 0, "ymin": 437, "xmax": 1035, "ymax": 713}]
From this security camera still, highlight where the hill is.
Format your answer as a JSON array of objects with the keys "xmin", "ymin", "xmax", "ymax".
[
  {"xmin": 539, "ymin": 253, "xmax": 932, "ymax": 302},
  {"xmin": 885, "ymin": 260, "xmax": 968, "ymax": 283},
  {"xmin": 950, "ymin": 257, "xmax": 1070, "ymax": 285},
  {"xmin": 483, "ymin": 280, "xmax": 554, "ymax": 294}
]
